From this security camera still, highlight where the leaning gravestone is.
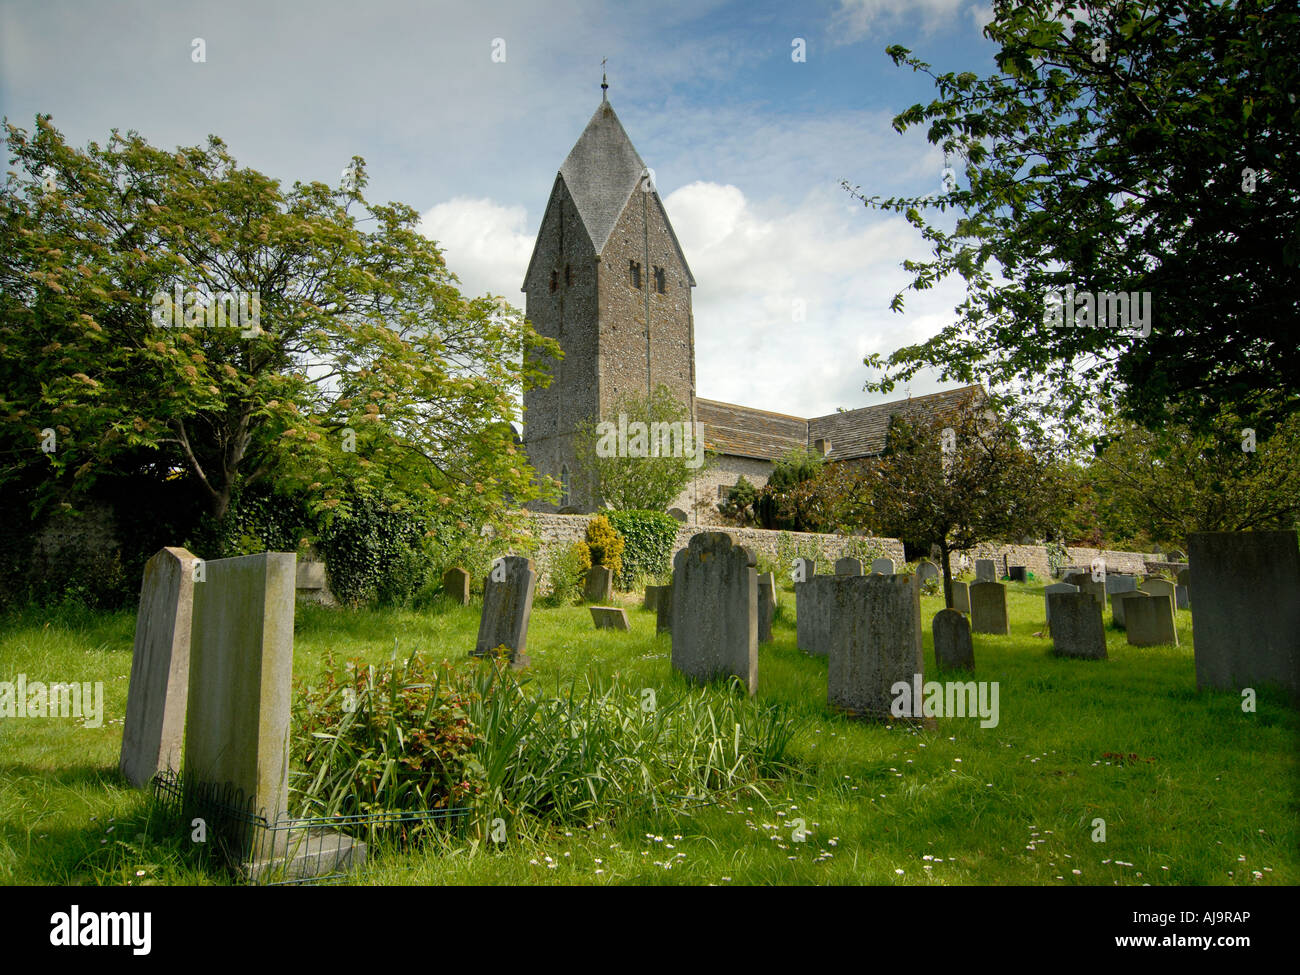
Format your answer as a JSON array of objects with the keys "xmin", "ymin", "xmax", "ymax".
[
  {"xmin": 917, "ymin": 560, "xmax": 940, "ymax": 584},
  {"xmin": 1110, "ymin": 589, "xmax": 1146, "ymax": 629},
  {"xmin": 590, "ymin": 606, "xmax": 630, "ymax": 631},
  {"xmin": 1189, "ymin": 532, "xmax": 1300, "ymax": 702},
  {"xmin": 1048, "ymin": 591, "xmax": 1107, "ymax": 660},
  {"xmin": 1043, "ymin": 582, "xmax": 1079, "ymax": 625},
  {"xmin": 442, "ymin": 567, "xmax": 471, "ymax": 605},
  {"xmin": 835, "ymin": 557, "xmax": 864, "ymax": 577},
  {"xmin": 951, "ymin": 580, "xmax": 971, "ymax": 614},
  {"xmin": 472, "ymin": 555, "xmax": 536, "ymax": 668},
  {"xmin": 828, "ymin": 574, "xmax": 923, "ymax": 720},
  {"xmin": 757, "ymin": 572, "xmax": 777, "ymax": 644},
  {"xmin": 969, "ymin": 581, "xmax": 1009, "ymax": 635},
  {"xmin": 1125, "ymin": 593, "xmax": 1179, "ymax": 647},
  {"xmin": 870, "ymin": 557, "xmax": 895, "ymax": 575},
  {"xmin": 184, "ymin": 552, "xmax": 362, "ymax": 879},
  {"xmin": 655, "ymin": 583, "xmax": 673, "ymax": 635},
  {"xmin": 932, "ymin": 608, "xmax": 974, "ymax": 671},
  {"xmin": 583, "ymin": 565, "xmax": 614, "ymax": 604},
  {"xmin": 671, "ymin": 533, "xmax": 757, "ymax": 695},
  {"xmin": 121, "ymin": 547, "xmax": 199, "ymax": 788}
]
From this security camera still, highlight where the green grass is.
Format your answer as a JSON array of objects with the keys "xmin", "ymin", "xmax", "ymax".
[{"xmin": 1, "ymin": 582, "xmax": 1296, "ymax": 885}]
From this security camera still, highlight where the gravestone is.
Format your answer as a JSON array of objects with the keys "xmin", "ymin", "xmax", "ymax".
[
  {"xmin": 1064, "ymin": 571, "xmax": 1106, "ymax": 610},
  {"xmin": 670, "ymin": 533, "xmax": 757, "ymax": 695},
  {"xmin": 1141, "ymin": 578, "xmax": 1177, "ymax": 619},
  {"xmin": 1174, "ymin": 568, "xmax": 1190, "ymax": 610},
  {"xmin": 796, "ymin": 574, "xmax": 840, "ymax": 657},
  {"xmin": 296, "ymin": 560, "xmax": 325, "ymax": 590},
  {"xmin": 472, "ymin": 555, "xmax": 536, "ymax": 667},
  {"xmin": 643, "ymin": 584, "xmax": 668, "ymax": 613},
  {"xmin": 974, "ymin": 559, "xmax": 996, "ymax": 583},
  {"xmin": 932, "ymin": 608, "xmax": 974, "ymax": 671},
  {"xmin": 120, "ymin": 547, "xmax": 199, "ymax": 788},
  {"xmin": 828, "ymin": 574, "xmax": 924, "ymax": 720},
  {"xmin": 667, "ymin": 508, "xmax": 688, "ymax": 522},
  {"xmin": 951, "ymin": 580, "xmax": 971, "ymax": 615},
  {"xmin": 1188, "ymin": 532, "xmax": 1300, "ymax": 701},
  {"xmin": 791, "ymin": 557, "xmax": 816, "ymax": 583},
  {"xmin": 969, "ymin": 581, "xmax": 1009, "ymax": 635},
  {"xmin": 1125, "ymin": 593, "xmax": 1179, "ymax": 647},
  {"xmin": 1048, "ymin": 591, "xmax": 1107, "ymax": 660},
  {"xmin": 835, "ymin": 557, "xmax": 864, "ymax": 577},
  {"xmin": 757, "ymin": 572, "xmax": 777, "ymax": 644},
  {"xmin": 1008, "ymin": 565, "xmax": 1027, "ymax": 583},
  {"xmin": 655, "ymin": 583, "xmax": 673, "ymax": 635},
  {"xmin": 1043, "ymin": 582, "xmax": 1079, "ymax": 625},
  {"xmin": 442, "ymin": 567, "xmax": 471, "ymax": 605},
  {"xmin": 1104, "ymin": 574, "xmax": 1138, "ymax": 596},
  {"xmin": 870, "ymin": 557, "xmax": 895, "ymax": 575},
  {"xmin": 917, "ymin": 560, "xmax": 940, "ymax": 584},
  {"xmin": 1110, "ymin": 589, "xmax": 1146, "ymax": 629},
  {"xmin": 590, "ymin": 606, "xmax": 630, "ymax": 631},
  {"xmin": 583, "ymin": 565, "xmax": 614, "ymax": 603}
]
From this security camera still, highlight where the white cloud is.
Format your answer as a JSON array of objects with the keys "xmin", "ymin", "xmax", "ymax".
[
  {"xmin": 830, "ymin": 0, "xmax": 974, "ymax": 42},
  {"xmin": 418, "ymin": 197, "xmax": 535, "ymax": 303}
]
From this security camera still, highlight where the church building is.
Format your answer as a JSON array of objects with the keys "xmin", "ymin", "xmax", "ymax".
[{"xmin": 521, "ymin": 89, "xmax": 982, "ymax": 524}]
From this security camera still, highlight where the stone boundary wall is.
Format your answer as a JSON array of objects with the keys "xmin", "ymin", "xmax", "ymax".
[{"xmin": 525, "ymin": 513, "xmax": 1161, "ymax": 589}]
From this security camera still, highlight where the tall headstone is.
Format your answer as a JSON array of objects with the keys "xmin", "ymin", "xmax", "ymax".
[
  {"xmin": 1189, "ymin": 532, "xmax": 1300, "ymax": 701},
  {"xmin": 1175, "ymin": 568, "xmax": 1191, "ymax": 610},
  {"xmin": 1048, "ymin": 591, "xmax": 1107, "ymax": 659},
  {"xmin": 655, "ymin": 583, "xmax": 673, "ymax": 635},
  {"xmin": 917, "ymin": 560, "xmax": 940, "ymax": 584},
  {"xmin": 932, "ymin": 608, "xmax": 974, "ymax": 671},
  {"xmin": 583, "ymin": 564, "xmax": 614, "ymax": 604},
  {"xmin": 1125, "ymin": 593, "xmax": 1179, "ymax": 647},
  {"xmin": 670, "ymin": 533, "xmax": 758, "ymax": 695},
  {"xmin": 870, "ymin": 557, "xmax": 895, "ymax": 575},
  {"xmin": 1043, "ymin": 582, "xmax": 1079, "ymax": 625},
  {"xmin": 183, "ymin": 552, "xmax": 297, "ymax": 855},
  {"xmin": 828, "ymin": 574, "xmax": 923, "ymax": 720},
  {"xmin": 1110, "ymin": 589, "xmax": 1146, "ymax": 629},
  {"xmin": 757, "ymin": 572, "xmax": 777, "ymax": 644},
  {"xmin": 472, "ymin": 555, "xmax": 536, "ymax": 667},
  {"xmin": 835, "ymin": 557, "xmax": 864, "ymax": 577},
  {"xmin": 120, "ymin": 547, "xmax": 199, "ymax": 788},
  {"xmin": 442, "ymin": 567, "xmax": 471, "ymax": 605},
  {"xmin": 1104, "ymin": 574, "xmax": 1137, "ymax": 596},
  {"xmin": 1064, "ymin": 571, "xmax": 1106, "ymax": 610},
  {"xmin": 974, "ymin": 559, "xmax": 996, "ymax": 583},
  {"xmin": 796, "ymin": 574, "xmax": 840, "ymax": 657},
  {"xmin": 969, "ymin": 581, "xmax": 1009, "ymax": 635},
  {"xmin": 951, "ymin": 580, "xmax": 971, "ymax": 615}
]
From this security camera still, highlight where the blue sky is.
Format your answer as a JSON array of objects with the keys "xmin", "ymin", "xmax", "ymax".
[{"xmin": 1, "ymin": 0, "xmax": 1000, "ymax": 419}]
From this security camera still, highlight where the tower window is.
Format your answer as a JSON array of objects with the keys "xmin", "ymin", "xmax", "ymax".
[
  {"xmin": 560, "ymin": 465, "xmax": 572, "ymax": 508},
  {"xmin": 549, "ymin": 269, "xmax": 558, "ymax": 293},
  {"xmin": 564, "ymin": 264, "xmax": 572, "ymax": 287},
  {"xmin": 654, "ymin": 266, "xmax": 666, "ymax": 294},
  {"xmin": 629, "ymin": 260, "xmax": 642, "ymax": 289}
]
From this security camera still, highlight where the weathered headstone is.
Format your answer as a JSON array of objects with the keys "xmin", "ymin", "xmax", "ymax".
[
  {"xmin": 120, "ymin": 547, "xmax": 199, "ymax": 788},
  {"xmin": 442, "ymin": 567, "xmax": 471, "ymax": 605},
  {"xmin": 932, "ymin": 608, "xmax": 974, "ymax": 671},
  {"xmin": 472, "ymin": 555, "xmax": 536, "ymax": 667},
  {"xmin": 1008, "ymin": 565, "xmax": 1027, "ymax": 583},
  {"xmin": 757, "ymin": 572, "xmax": 777, "ymax": 644},
  {"xmin": 1104, "ymin": 574, "xmax": 1137, "ymax": 595},
  {"xmin": 583, "ymin": 564, "xmax": 614, "ymax": 604},
  {"xmin": 1125, "ymin": 593, "xmax": 1179, "ymax": 647},
  {"xmin": 917, "ymin": 560, "xmax": 940, "ymax": 584},
  {"xmin": 1110, "ymin": 589, "xmax": 1146, "ymax": 629},
  {"xmin": 969, "ymin": 581, "xmax": 1009, "ymax": 635},
  {"xmin": 1048, "ymin": 591, "xmax": 1107, "ymax": 660},
  {"xmin": 1141, "ymin": 578, "xmax": 1177, "ymax": 619},
  {"xmin": 796, "ymin": 574, "xmax": 840, "ymax": 657},
  {"xmin": 655, "ymin": 583, "xmax": 673, "ymax": 634},
  {"xmin": 1175, "ymin": 566, "xmax": 1191, "ymax": 610},
  {"xmin": 791, "ymin": 557, "xmax": 816, "ymax": 583},
  {"xmin": 828, "ymin": 574, "xmax": 923, "ymax": 720},
  {"xmin": 1189, "ymin": 531, "xmax": 1300, "ymax": 701},
  {"xmin": 1043, "ymin": 582, "xmax": 1079, "ymax": 625},
  {"xmin": 670, "ymin": 533, "xmax": 758, "ymax": 695},
  {"xmin": 1064, "ymin": 571, "xmax": 1106, "ymax": 610},
  {"xmin": 869, "ymin": 557, "xmax": 895, "ymax": 575},
  {"xmin": 974, "ymin": 559, "xmax": 996, "ymax": 583},
  {"xmin": 643, "ymin": 584, "xmax": 668, "ymax": 612},
  {"xmin": 296, "ymin": 560, "xmax": 326, "ymax": 590},
  {"xmin": 590, "ymin": 606, "xmax": 630, "ymax": 631},
  {"xmin": 951, "ymin": 580, "xmax": 971, "ymax": 614},
  {"xmin": 835, "ymin": 557, "xmax": 864, "ymax": 577}
]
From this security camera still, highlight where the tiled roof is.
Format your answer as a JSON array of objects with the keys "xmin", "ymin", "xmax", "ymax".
[
  {"xmin": 559, "ymin": 100, "xmax": 647, "ymax": 256},
  {"xmin": 698, "ymin": 385, "xmax": 987, "ymax": 462}
]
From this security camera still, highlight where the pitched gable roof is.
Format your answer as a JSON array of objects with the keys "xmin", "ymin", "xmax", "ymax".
[
  {"xmin": 697, "ymin": 399, "xmax": 810, "ymax": 461},
  {"xmin": 559, "ymin": 100, "xmax": 648, "ymax": 256},
  {"xmin": 806, "ymin": 385, "xmax": 987, "ymax": 460}
]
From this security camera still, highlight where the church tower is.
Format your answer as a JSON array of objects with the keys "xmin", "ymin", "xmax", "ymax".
[{"xmin": 522, "ymin": 91, "xmax": 697, "ymax": 511}]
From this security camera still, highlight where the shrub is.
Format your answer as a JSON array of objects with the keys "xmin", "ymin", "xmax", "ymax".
[
  {"xmin": 606, "ymin": 510, "xmax": 678, "ymax": 588},
  {"xmin": 541, "ymin": 540, "xmax": 591, "ymax": 606},
  {"xmin": 315, "ymin": 488, "xmax": 432, "ymax": 606},
  {"xmin": 584, "ymin": 514, "xmax": 625, "ymax": 580}
]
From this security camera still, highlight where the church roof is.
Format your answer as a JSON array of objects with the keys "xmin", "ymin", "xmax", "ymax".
[
  {"xmin": 559, "ymin": 100, "xmax": 648, "ymax": 256},
  {"xmin": 698, "ymin": 385, "xmax": 987, "ymax": 462}
]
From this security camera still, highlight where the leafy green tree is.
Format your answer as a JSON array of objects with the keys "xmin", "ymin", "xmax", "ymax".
[
  {"xmin": 717, "ymin": 475, "xmax": 759, "ymax": 525},
  {"xmin": 0, "ymin": 117, "xmax": 559, "ymax": 538},
  {"xmin": 756, "ymin": 447, "xmax": 826, "ymax": 531},
  {"xmin": 848, "ymin": 0, "xmax": 1300, "ymax": 439},
  {"xmin": 571, "ymin": 384, "xmax": 705, "ymax": 511}
]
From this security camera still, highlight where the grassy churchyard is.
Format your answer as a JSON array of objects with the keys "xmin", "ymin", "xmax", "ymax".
[{"xmin": 2, "ymin": 578, "xmax": 1294, "ymax": 887}]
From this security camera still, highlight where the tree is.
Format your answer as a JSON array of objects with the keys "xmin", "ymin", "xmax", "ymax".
[
  {"xmin": 570, "ymin": 384, "xmax": 705, "ymax": 511},
  {"xmin": 0, "ymin": 117, "xmax": 559, "ymax": 538},
  {"xmin": 820, "ymin": 392, "xmax": 1075, "ymax": 607},
  {"xmin": 847, "ymin": 0, "xmax": 1300, "ymax": 440},
  {"xmin": 717, "ymin": 475, "xmax": 758, "ymax": 525},
  {"xmin": 756, "ymin": 447, "xmax": 826, "ymax": 531}
]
